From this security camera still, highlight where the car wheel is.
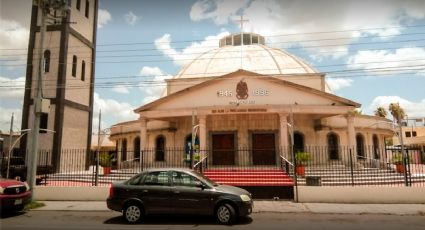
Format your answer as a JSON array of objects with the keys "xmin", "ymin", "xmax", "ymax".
[
  {"xmin": 216, "ymin": 203, "xmax": 236, "ymax": 224},
  {"xmin": 123, "ymin": 203, "xmax": 144, "ymax": 223}
]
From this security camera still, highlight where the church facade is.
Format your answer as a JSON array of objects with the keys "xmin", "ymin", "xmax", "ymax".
[{"xmin": 109, "ymin": 33, "xmax": 394, "ymax": 168}]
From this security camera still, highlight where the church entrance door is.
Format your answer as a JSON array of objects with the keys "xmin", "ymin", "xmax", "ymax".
[
  {"xmin": 252, "ymin": 133, "xmax": 276, "ymax": 165},
  {"xmin": 212, "ymin": 133, "xmax": 235, "ymax": 165}
]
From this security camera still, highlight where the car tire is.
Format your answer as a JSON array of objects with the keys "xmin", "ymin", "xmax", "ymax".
[
  {"xmin": 216, "ymin": 203, "xmax": 236, "ymax": 224},
  {"xmin": 123, "ymin": 203, "xmax": 144, "ymax": 224}
]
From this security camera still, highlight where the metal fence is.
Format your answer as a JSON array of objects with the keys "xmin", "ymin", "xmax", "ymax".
[{"xmin": 1, "ymin": 145, "xmax": 424, "ymax": 187}]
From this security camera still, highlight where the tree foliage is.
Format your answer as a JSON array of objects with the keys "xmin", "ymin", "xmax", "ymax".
[
  {"xmin": 374, "ymin": 106, "xmax": 387, "ymax": 118},
  {"xmin": 388, "ymin": 103, "xmax": 406, "ymax": 123}
]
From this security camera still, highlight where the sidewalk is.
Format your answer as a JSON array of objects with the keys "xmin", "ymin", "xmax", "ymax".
[{"xmin": 35, "ymin": 201, "xmax": 425, "ymax": 215}]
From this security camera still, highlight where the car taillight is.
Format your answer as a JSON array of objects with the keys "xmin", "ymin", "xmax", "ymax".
[{"xmin": 109, "ymin": 186, "xmax": 114, "ymax": 198}]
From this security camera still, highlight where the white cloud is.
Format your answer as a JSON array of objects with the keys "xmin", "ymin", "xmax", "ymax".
[
  {"xmin": 124, "ymin": 11, "xmax": 139, "ymax": 26},
  {"xmin": 189, "ymin": 0, "xmax": 425, "ymax": 60},
  {"xmin": 111, "ymin": 85, "xmax": 130, "ymax": 94},
  {"xmin": 0, "ymin": 107, "xmax": 22, "ymax": 133},
  {"xmin": 138, "ymin": 66, "xmax": 173, "ymax": 105},
  {"xmin": 97, "ymin": 9, "xmax": 112, "ymax": 29},
  {"xmin": 0, "ymin": 19, "xmax": 29, "ymax": 63},
  {"xmin": 190, "ymin": 0, "xmax": 250, "ymax": 25},
  {"xmin": 93, "ymin": 93, "xmax": 138, "ymax": 128},
  {"xmin": 367, "ymin": 96, "xmax": 425, "ymax": 118},
  {"xmin": 347, "ymin": 47, "xmax": 425, "ymax": 76},
  {"xmin": 326, "ymin": 77, "xmax": 353, "ymax": 91},
  {"xmin": 155, "ymin": 31, "xmax": 229, "ymax": 66},
  {"xmin": 0, "ymin": 76, "xmax": 25, "ymax": 99}
]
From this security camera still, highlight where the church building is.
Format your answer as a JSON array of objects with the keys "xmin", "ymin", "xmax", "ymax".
[{"xmin": 109, "ymin": 33, "xmax": 394, "ymax": 168}]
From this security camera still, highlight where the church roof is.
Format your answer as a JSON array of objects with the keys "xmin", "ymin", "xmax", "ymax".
[{"xmin": 174, "ymin": 33, "xmax": 317, "ymax": 79}]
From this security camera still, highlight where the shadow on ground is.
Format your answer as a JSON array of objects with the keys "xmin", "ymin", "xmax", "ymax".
[{"xmin": 104, "ymin": 214, "xmax": 253, "ymax": 226}]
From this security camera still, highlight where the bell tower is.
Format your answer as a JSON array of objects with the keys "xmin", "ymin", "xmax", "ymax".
[{"xmin": 21, "ymin": 0, "xmax": 98, "ymax": 171}]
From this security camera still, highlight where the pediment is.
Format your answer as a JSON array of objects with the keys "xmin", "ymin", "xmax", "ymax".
[{"xmin": 135, "ymin": 70, "xmax": 359, "ymax": 112}]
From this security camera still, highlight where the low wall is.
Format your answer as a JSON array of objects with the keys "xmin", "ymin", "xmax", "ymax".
[
  {"xmin": 34, "ymin": 186, "xmax": 425, "ymax": 203},
  {"xmin": 296, "ymin": 187, "xmax": 425, "ymax": 204},
  {"xmin": 34, "ymin": 186, "xmax": 109, "ymax": 201}
]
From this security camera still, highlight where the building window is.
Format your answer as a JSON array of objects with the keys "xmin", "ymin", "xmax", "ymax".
[
  {"xmin": 85, "ymin": 0, "xmax": 89, "ymax": 18},
  {"xmin": 412, "ymin": 131, "xmax": 417, "ymax": 137},
  {"xmin": 293, "ymin": 132, "xmax": 305, "ymax": 153},
  {"xmin": 373, "ymin": 134, "xmax": 380, "ymax": 159},
  {"xmin": 155, "ymin": 135, "xmax": 165, "ymax": 161},
  {"xmin": 81, "ymin": 61, "xmax": 85, "ymax": 81},
  {"xmin": 327, "ymin": 132, "xmax": 339, "ymax": 160},
  {"xmin": 405, "ymin": 131, "xmax": 411, "ymax": 138},
  {"xmin": 356, "ymin": 134, "xmax": 365, "ymax": 158},
  {"xmin": 134, "ymin": 136, "xmax": 140, "ymax": 161},
  {"xmin": 72, "ymin": 55, "xmax": 77, "ymax": 77},
  {"xmin": 122, "ymin": 139, "xmax": 127, "ymax": 161},
  {"xmin": 76, "ymin": 0, "xmax": 81, "ymax": 10},
  {"xmin": 43, "ymin": 50, "xmax": 50, "ymax": 73},
  {"xmin": 39, "ymin": 113, "xmax": 48, "ymax": 133}
]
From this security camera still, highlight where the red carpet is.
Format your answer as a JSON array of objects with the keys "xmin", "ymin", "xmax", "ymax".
[{"xmin": 204, "ymin": 169, "xmax": 294, "ymax": 186}]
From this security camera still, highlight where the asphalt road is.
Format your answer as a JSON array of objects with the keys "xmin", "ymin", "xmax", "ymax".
[{"xmin": 1, "ymin": 211, "xmax": 425, "ymax": 230}]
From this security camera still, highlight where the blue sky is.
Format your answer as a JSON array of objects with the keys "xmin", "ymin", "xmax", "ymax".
[{"xmin": 1, "ymin": 0, "xmax": 425, "ymax": 133}]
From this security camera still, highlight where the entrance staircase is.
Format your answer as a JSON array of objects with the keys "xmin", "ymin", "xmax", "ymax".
[{"xmin": 203, "ymin": 168, "xmax": 294, "ymax": 199}]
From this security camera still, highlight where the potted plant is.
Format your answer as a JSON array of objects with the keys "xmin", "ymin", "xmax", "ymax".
[
  {"xmin": 295, "ymin": 151, "xmax": 311, "ymax": 177},
  {"xmin": 391, "ymin": 152, "xmax": 411, "ymax": 173},
  {"xmin": 99, "ymin": 153, "xmax": 113, "ymax": 175}
]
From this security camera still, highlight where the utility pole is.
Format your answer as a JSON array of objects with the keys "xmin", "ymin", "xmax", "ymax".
[
  {"xmin": 7, "ymin": 113, "xmax": 14, "ymax": 179},
  {"xmin": 27, "ymin": 0, "xmax": 67, "ymax": 194},
  {"xmin": 95, "ymin": 109, "xmax": 101, "ymax": 186}
]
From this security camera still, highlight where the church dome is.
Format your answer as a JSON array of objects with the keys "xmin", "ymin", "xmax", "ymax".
[{"xmin": 174, "ymin": 33, "xmax": 317, "ymax": 79}]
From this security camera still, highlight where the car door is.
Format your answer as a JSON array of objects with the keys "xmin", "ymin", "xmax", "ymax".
[
  {"xmin": 138, "ymin": 170, "xmax": 172, "ymax": 214},
  {"xmin": 170, "ymin": 171, "xmax": 212, "ymax": 215}
]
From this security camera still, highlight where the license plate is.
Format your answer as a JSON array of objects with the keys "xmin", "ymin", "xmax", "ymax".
[{"xmin": 14, "ymin": 199, "xmax": 22, "ymax": 205}]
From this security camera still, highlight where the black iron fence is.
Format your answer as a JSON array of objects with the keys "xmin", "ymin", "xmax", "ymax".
[{"xmin": 1, "ymin": 145, "xmax": 424, "ymax": 187}]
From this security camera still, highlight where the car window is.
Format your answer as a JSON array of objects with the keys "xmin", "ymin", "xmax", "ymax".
[
  {"xmin": 142, "ymin": 171, "xmax": 169, "ymax": 186},
  {"xmin": 172, "ymin": 171, "xmax": 201, "ymax": 187},
  {"xmin": 127, "ymin": 174, "xmax": 145, "ymax": 185}
]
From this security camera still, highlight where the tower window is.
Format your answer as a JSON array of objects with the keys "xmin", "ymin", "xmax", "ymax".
[
  {"xmin": 43, "ymin": 50, "xmax": 50, "ymax": 73},
  {"xmin": 72, "ymin": 55, "xmax": 77, "ymax": 77},
  {"xmin": 76, "ymin": 0, "xmax": 81, "ymax": 10},
  {"xmin": 81, "ymin": 60, "xmax": 86, "ymax": 81},
  {"xmin": 155, "ymin": 135, "xmax": 165, "ymax": 161},
  {"xmin": 85, "ymin": 0, "xmax": 89, "ymax": 18},
  {"xmin": 40, "ymin": 113, "xmax": 48, "ymax": 133}
]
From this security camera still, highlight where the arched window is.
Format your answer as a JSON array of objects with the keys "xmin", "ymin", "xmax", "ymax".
[
  {"xmin": 85, "ymin": 0, "xmax": 89, "ymax": 18},
  {"xmin": 43, "ymin": 50, "xmax": 50, "ymax": 73},
  {"xmin": 356, "ymin": 133, "xmax": 365, "ymax": 158},
  {"xmin": 81, "ymin": 61, "xmax": 85, "ymax": 81},
  {"xmin": 293, "ymin": 131, "xmax": 305, "ymax": 153},
  {"xmin": 122, "ymin": 139, "xmax": 127, "ymax": 161},
  {"xmin": 327, "ymin": 132, "xmax": 339, "ymax": 160},
  {"xmin": 373, "ymin": 134, "xmax": 380, "ymax": 159},
  {"xmin": 72, "ymin": 55, "xmax": 77, "ymax": 77},
  {"xmin": 134, "ymin": 136, "xmax": 140, "ymax": 161},
  {"xmin": 155, "ymin": 135, "xmax": 165, "ymax": 161}
]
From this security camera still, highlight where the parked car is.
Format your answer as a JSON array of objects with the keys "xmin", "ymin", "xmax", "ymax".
[
  {"xmin": 107, "ymin": 168, "xmax": 253, "ymax": 224},
  {"xmin": 0, "ymin": 176, "xmax": 32, "ymax": 215}
]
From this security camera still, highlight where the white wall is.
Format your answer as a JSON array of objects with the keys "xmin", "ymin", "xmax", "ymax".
[{"xmin": 34, "ymin": 186, "xmax": 109, "ymax": 201}]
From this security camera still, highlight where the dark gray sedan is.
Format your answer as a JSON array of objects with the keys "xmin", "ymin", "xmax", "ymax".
[{"xmin": 107, "ymin": 168, "xmax": 253, "ymax": 224}]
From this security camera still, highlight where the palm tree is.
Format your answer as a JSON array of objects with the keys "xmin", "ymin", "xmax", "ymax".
[
  {"xmin": 388, "ymin": 103, "xmax": 406, "ymax": 123},
  {"xmin": 374, "ymin": 106, "xmax": 387, "ymax": 118}
]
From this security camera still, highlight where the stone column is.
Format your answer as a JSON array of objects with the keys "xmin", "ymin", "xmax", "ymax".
[
  {"xmin": 346, "ymin": 114, "xmax": 356, "ymax": 165},
  {"xmin": 279, "ymin": 113, "xmax": 289, "ymax": 158},
  {"xmin": 198, "ymin": 115, "xmax": 207, "ymax": 159}
]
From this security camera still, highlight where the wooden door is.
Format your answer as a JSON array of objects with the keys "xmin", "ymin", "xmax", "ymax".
[
  {"xmin": 212, "ymin": 134, "xmax": 235, "ymax": 165},
  {"xmin": 252, "ymin": 133, "xmax": 276, "ymax": 165}
]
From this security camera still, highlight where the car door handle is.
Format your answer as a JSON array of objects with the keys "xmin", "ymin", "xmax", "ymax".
[
  {"xmin": 173, "ymin": 191, "xmax": 180, "ymax": 194},
  {"xmin": 142, "ymin": 190, "xmax": 148, "ymax": 193}
]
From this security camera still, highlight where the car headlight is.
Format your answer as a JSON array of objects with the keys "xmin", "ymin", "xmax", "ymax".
[
  {"xmin": 0, "ymin": 186, "xmax": 4, "ymax": 195},
  {"xmin": 240, "ymin": 194, "xmax": 251, "ymax": 202},
  {"xmin": 24, "ymin": 182, "xmax": 30, "ymax": 191}
]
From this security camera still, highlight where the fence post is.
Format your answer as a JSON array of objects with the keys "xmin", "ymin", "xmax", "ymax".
[{"xmin": 349, "ymin": 149, "xmax": 355, "ymax": 186}]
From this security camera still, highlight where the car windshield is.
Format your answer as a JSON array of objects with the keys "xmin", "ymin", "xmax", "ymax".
[{"xmin": 192, "ymin": 171, "xmax": 219, "ymax": 187}]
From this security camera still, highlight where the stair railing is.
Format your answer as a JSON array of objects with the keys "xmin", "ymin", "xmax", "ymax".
[{"xmin": 194, "ymin": 156, "xmax": 208, "ymax": 174}]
